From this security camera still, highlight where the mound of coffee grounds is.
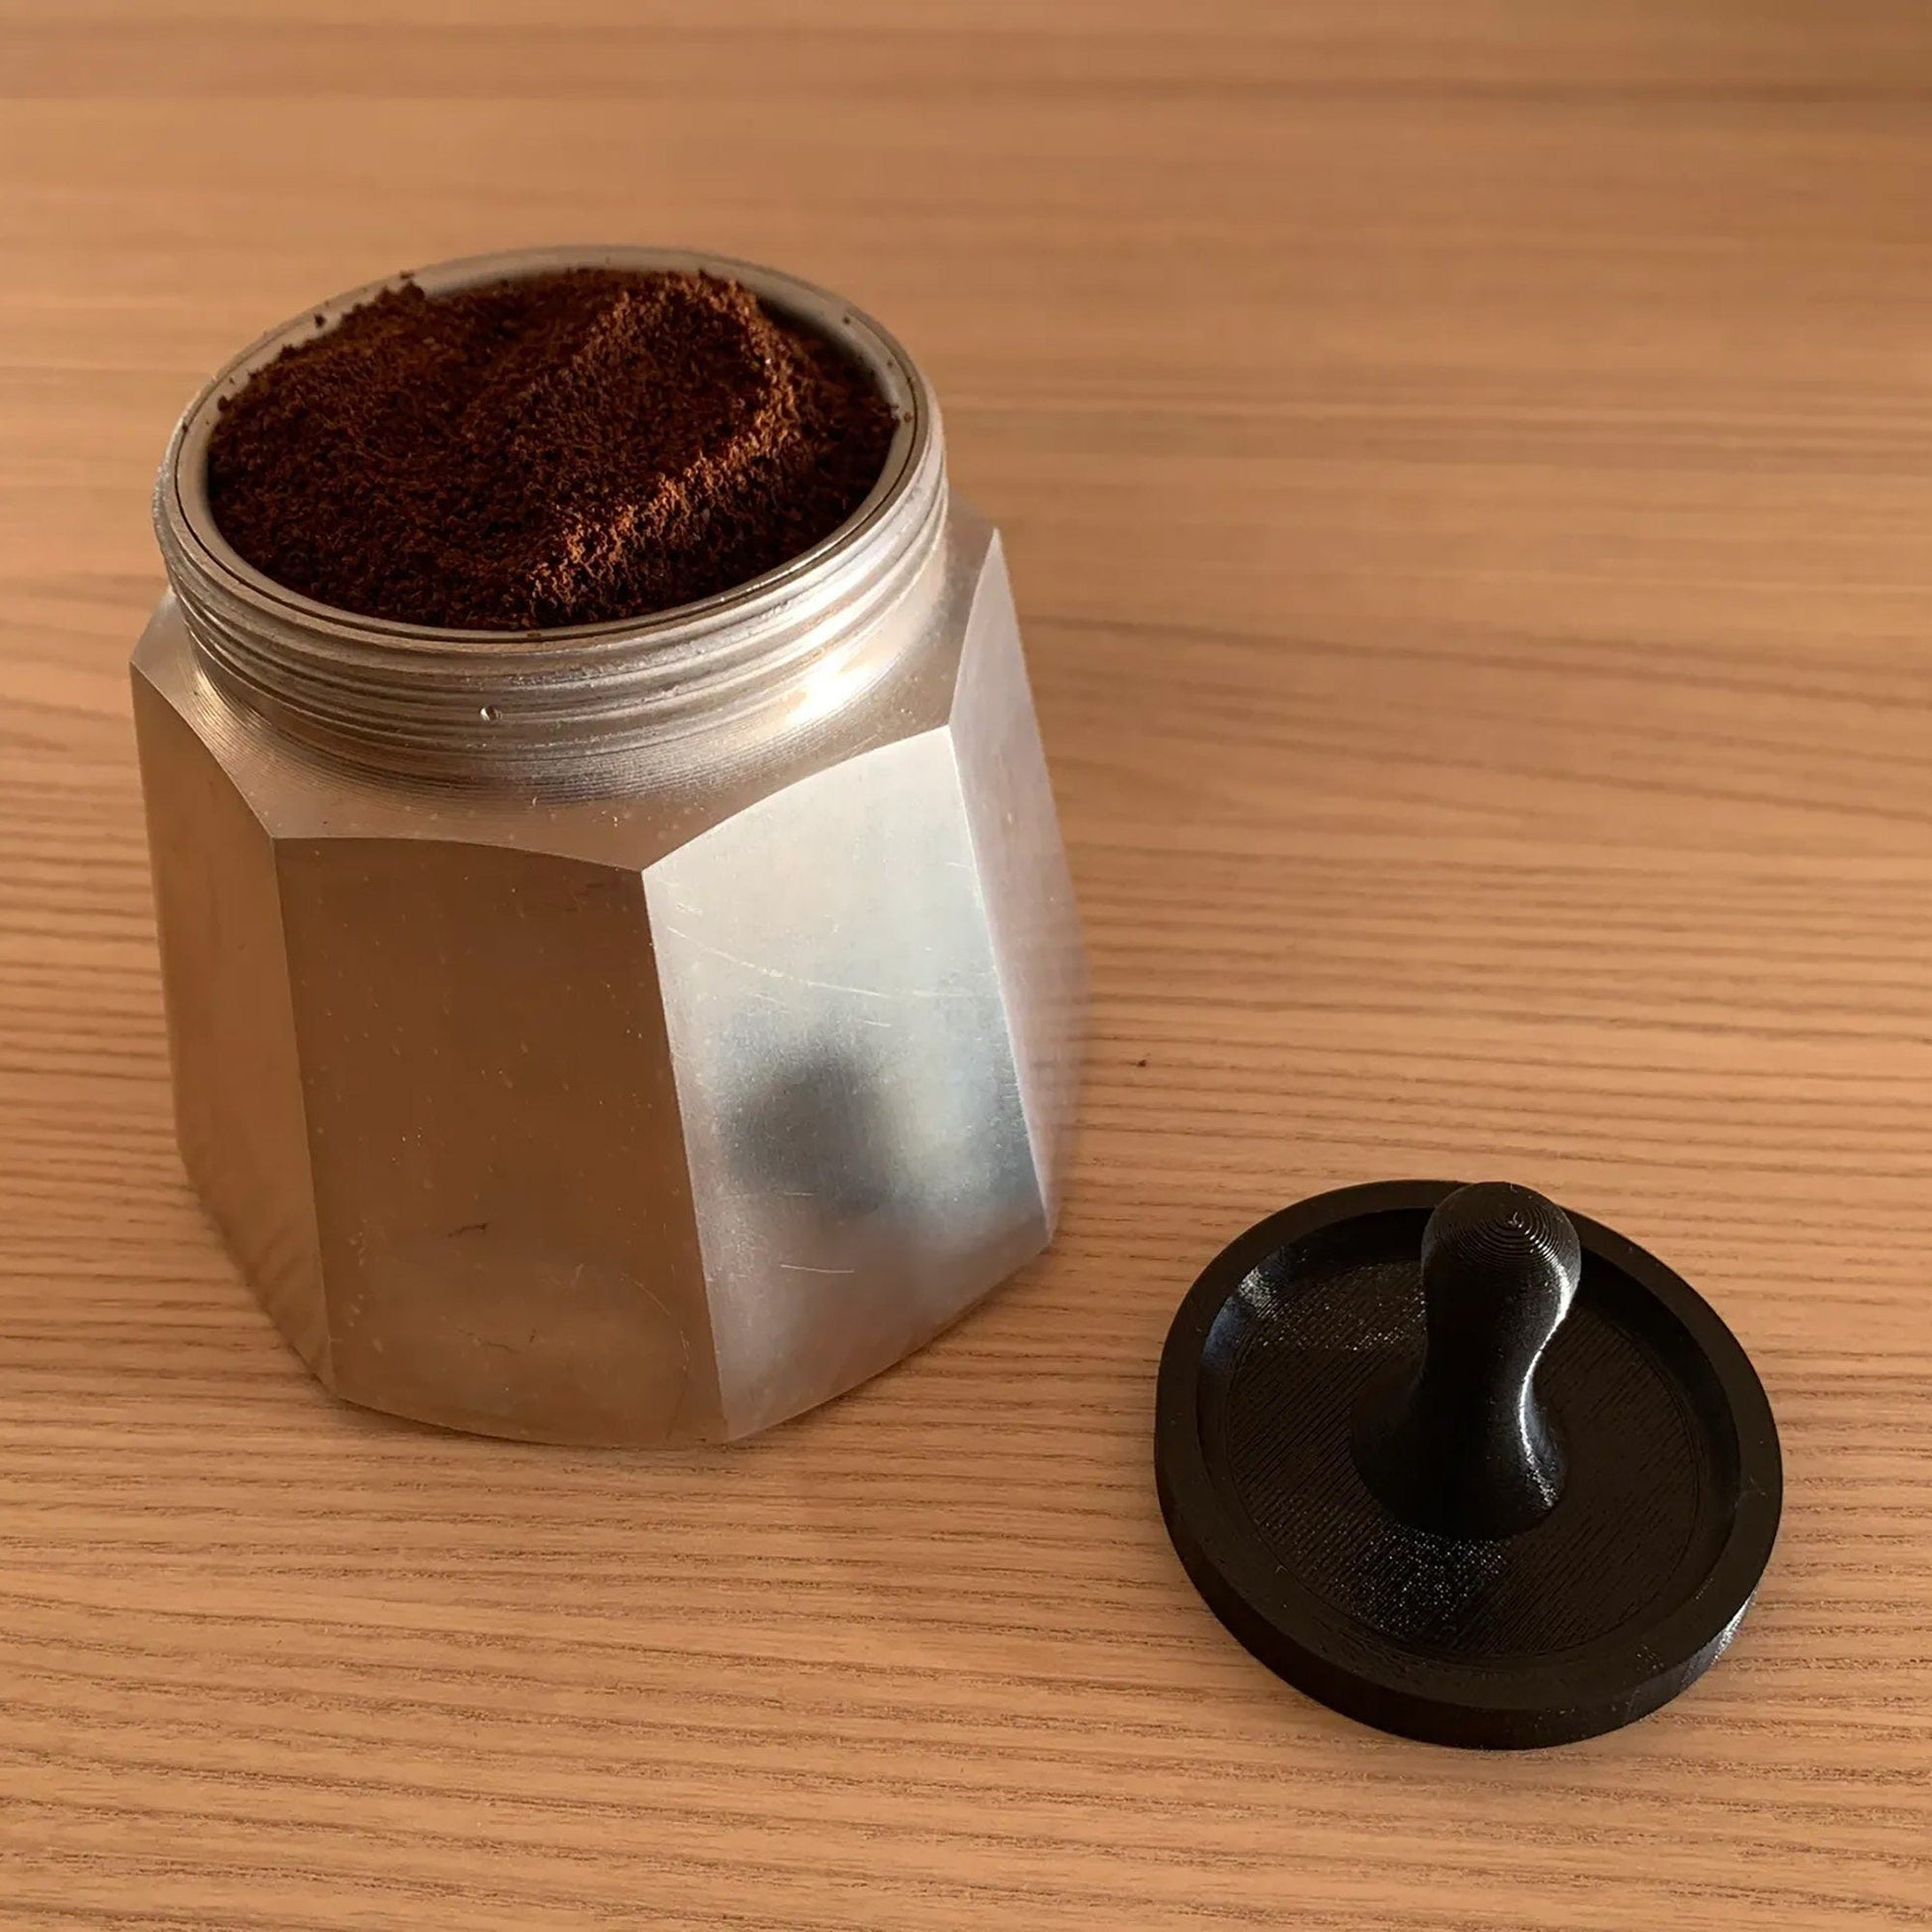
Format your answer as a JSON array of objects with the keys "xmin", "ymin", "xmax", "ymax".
[{"xmin": 204, "ymin": 267, "xmax": 898, "ymax": 631}]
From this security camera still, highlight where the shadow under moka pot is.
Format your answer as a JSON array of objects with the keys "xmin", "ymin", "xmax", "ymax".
[{"xmin": 133, "ymin": 247, "xmax": 1086, "ymax": 1446}]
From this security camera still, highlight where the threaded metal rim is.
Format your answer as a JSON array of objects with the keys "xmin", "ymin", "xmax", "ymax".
[{"xmin": 154, "ymin": 246, "xmax": 946, "ymax": 783}]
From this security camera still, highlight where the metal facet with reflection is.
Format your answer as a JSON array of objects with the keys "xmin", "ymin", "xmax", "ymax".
[{"xmin": 133, "ymin": 247, "xmax": 1085, "ymax": 1447}]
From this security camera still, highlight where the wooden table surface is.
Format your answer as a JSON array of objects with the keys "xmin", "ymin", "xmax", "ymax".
[{"xmin": 6, "ymin": 3, "xmax": 1932, "ymax": 1926}]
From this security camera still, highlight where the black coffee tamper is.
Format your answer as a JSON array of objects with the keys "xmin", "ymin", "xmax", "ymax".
[{"xmin": 1155, "ymin": 1180, "xmax": 1781, "ymax": 1747}]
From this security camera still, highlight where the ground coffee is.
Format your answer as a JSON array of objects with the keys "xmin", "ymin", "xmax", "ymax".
[{"xmin": 205, "ymin": 268, "xmax": 898, "ymax": 631}]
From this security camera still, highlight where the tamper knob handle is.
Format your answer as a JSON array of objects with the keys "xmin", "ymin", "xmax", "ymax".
[{"xmin": 1352, "ymin": 1181, "xmax": 1584, "ymax": 1539}]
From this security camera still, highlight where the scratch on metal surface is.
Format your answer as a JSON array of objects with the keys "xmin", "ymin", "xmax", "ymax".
[{"xmin": 656, "ymin": 925, "xmax": 963, "ymax": 1005}]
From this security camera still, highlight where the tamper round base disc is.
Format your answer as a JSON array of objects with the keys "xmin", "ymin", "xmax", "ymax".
[{"xmin": 1155, "ymin": 1181, "xmax": 1782, "ymax": 1748}]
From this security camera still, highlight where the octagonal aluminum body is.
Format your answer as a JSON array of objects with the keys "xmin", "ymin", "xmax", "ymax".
[{"xmin": 133, "ymin": 249, "xmax": 1085, "ymax": 1447}]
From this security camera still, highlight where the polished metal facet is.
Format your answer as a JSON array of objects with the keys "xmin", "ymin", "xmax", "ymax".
[{"xmin": 134, "ymin": 248, "xmax": 1085, "ymax": 1446}]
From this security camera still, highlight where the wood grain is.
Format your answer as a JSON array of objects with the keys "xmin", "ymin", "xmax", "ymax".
[{"xmin": 4, "ymin": 3, "xmax": 1931, "ymax": 1925}]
